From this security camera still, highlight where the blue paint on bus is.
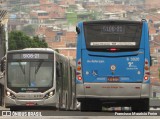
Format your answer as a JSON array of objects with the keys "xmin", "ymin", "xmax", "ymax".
[{"xmin": 76, "ymin": 20, "xmax": 151, "ymax": 111}]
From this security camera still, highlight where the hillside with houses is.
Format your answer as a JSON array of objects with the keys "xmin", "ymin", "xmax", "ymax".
[{"xmin": 1, "ymin": 0, "xmax": 160, "ymax": 84}]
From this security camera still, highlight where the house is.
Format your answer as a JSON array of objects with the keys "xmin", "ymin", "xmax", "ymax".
[
  {"xmin": 35, "ymin": 25, "xmax": 76, "ymax": 59},
  {"xmin": 30, "ymin": 0, "xmax": 66, "ymax": 24},
  {"xmin": 145, "ymin": 0, "xmax": 160, "ymax": 9},
  {"xmin": 150, "ymin": 45, "xmax": 160, "ymax": 84},
  {"xmin": 104, "ymin": 10, "xmax": 127, "ymax": 20},
  {"xmin": 58, "ymin": 0, "xmax": 76, "ymax": 5},
  {"xmin": 145, "ymin": 13, "xmax": 160, "ymax": 84}
]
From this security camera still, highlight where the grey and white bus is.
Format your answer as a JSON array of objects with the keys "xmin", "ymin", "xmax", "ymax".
[{"xmin": 2, "ymin": 48, "xmax": 77, "ymax": 110}]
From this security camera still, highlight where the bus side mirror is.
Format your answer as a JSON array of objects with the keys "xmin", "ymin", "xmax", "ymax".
[
  {"xmin": 1, "ymin": 59, "xmax": 5, "ymax": 72},
  {"xmin": 76, "ymin": 26, "xmax": 80, "ymax": 34}
]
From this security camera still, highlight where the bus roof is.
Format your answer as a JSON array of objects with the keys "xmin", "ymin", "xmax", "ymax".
[
  {"xmin": 82, "ymin": 19, "xmax": 145, "ymax": 24},
  {"xmin": 7, "ymin": 48, "xmax": 55, "ymax": 54}
]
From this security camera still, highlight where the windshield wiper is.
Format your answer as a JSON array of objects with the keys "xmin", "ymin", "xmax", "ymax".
[
  {"xmin": 35, "ymin": 61, "xmax": 43, "ymax": 74},
  {"xmin": 18, "ymin": 62, "xmax": 25, "ymax": 74}
]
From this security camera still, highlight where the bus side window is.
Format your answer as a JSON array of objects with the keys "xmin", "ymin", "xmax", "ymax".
[
  {"xmin": 76, "ymin": 26, "xmax": 80, "ymax": 34},
  {"xmin": 70, "ymin": 66, "xmax": 72, "ymax": 80},
  {"xmin": 56, "ymin": 62, "xmax": 61, "ymax": 77}
]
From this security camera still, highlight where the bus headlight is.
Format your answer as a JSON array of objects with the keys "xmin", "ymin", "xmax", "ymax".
[
  {"xmin": 6, "ymin": 91, "xmax": 10, "ymax": 96},
  {"xmin": 49, "ymin": 91, "xmax": 53, "ymax": 96},
  {"xmin": 6, "ymin": 91, "xmax": 16, "ymax": 99},
  {"xmin": 44, "ymin": 90, "xmax": 55, "ymax": 99}
]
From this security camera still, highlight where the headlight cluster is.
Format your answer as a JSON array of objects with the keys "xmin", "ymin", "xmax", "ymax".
[
  {"xmin": 6, "ymin": 91, "xmax": 16, "ymax": 99},
  {"xmin": 44, "ymin": 90, "xmax": 55, "ymax": 99}
]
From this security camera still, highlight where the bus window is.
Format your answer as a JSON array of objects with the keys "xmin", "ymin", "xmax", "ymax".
[
  {"xmin": 83, "ymin": 21, "xmax": 142, "ymax": 52},
  {"xmin": 56, "ymin": 62, "xmax": 61, "ymax": 77}
]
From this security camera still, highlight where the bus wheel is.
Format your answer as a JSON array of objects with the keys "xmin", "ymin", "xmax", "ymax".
[
  {"xmin": 58, "ymin": 96, "xmax": 61, "ymax": 111},
  {"xmin": 65, "ymin": 95, "xmax": 68, "ymax": 111},
  {"xmin": 132, "ymin": 98, "xmax": 149, "ymax": 112},
  {"xmin": 81, "ymin": 101, "xmax": 89, "ymax": 111}
]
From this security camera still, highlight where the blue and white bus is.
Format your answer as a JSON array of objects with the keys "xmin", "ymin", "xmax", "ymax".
[{"xmin": 76, "ymin": 20, "xmax": 151, "ymax": 112}]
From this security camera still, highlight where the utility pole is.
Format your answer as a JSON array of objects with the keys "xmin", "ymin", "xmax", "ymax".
[{"xmin": 4, "ymin": 22, "xmax": 8, "ymax": 53}]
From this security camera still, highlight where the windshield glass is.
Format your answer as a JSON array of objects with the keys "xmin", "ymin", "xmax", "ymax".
[
  {"xmin": 7, "ymin": 61, "xmax": 53, "ymax": 88},
  {"xmin": 84, "ymin": 21, "xmax": 142, "ymax": 51}
]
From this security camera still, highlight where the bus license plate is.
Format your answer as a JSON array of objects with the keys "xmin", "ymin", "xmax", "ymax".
[
  {"xmin": 108, "ymin": 77, "xmax": 119, "ymax": 82},
  {"xmin": 26, "ymin": 102, "xmax": 36, "ymax": 106}
]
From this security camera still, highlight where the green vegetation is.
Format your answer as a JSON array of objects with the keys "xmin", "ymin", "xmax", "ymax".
[
  {"xmin": 66, "ymin": 12, "xmax": 77, "ymax": 25},
  {"xmin": 22, "ymin": 25, "xmax": 35, "ymax": 36},
  {"xmin": 91, "ymin": 11, "xmax": 99, "ymax": 20},
  {"xmin": 66, "ymin": 5, "xmax": 94, "ymax": 25},
  {"xmin": 8, "ymin": 31, "xmax": 48, "ymax": 51},
  {"xmin": 66, "ymin": 11, "xmax": 95, "ymax": 25}
]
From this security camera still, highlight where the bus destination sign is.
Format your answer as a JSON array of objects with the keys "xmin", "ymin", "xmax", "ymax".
[
  {"xmin": 101, "ymin": 25, "xmax": 125, "ymax": 34},
  {"xmin": 12, "ymin": 53, "xmax": 49, "ymax": 59}
]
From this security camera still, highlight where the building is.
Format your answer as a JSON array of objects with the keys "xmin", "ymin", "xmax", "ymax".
[
  {"xmin": 7, "ymin": 0, "xmax": 39, "ymax": 5},
  {"xmin": 145, "ymin": 0, "xmax": 160, "ymax": 9},
  {"xmin": 104, "ymin": 10, "xmax": 127, "ymax": 20},
  {"xmin": 58, "ymin": 0, "xmax": 76, "ymax": 5},
  {"xmin": 30, "ymin": 0, "xmax": 66, "ymax": 24},
  {"xmin": 146, "ymin": 13, "xmax": 160, "ymax": 85},
  {"xmin": 0, "ymin": 10, "xmax": 8, "ymax": 60},
  {"xmin": 35, "ymin": 25, "xmax": 76, "ymax": 59}
]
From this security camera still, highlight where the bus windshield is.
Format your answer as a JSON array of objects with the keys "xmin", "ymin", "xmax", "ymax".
[
  {"xmin": 7, "ymin": 61, "xmax": 53, "ymax": 88},
  {"xmin": 84, "ymin": 21, "xmax": 142, "ymax": 51}
]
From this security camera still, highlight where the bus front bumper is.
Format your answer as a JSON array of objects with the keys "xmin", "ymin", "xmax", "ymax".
[{"xmin": 5, "ymin": 96, "xmax": 57, "ymax": 107}]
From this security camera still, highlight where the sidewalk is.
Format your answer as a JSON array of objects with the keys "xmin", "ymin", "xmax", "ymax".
[
  {"xmin": 150, "ymin": 98, "xmax": 160, "ymax": 107},
  {"xmin": 0, "ymin": 106, "xmax": 9, "ymax": 110}
]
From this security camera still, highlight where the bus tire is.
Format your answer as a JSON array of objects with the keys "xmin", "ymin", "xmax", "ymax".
[
  {"xmin": 58, "ymin": 96, "xmax": 61, "ymax": 111},
  {"xmin": 65, "ymin": 94, "xmax": 68, "ymax": 111},
  {"xmin": 81, "ymin": 101, "xmax": 102, "ymax": 112},
  {"xmin": 80, "ymin": 101, "xmax": 89, "ymax": 111},
  {"xmin": 132, "ymin": 98, "xmax": 149, "ymax": 112}
]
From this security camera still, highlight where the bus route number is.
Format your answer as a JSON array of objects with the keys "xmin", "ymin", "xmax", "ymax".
[
  {"xmin": 101, "ymin": 25, "xmax": 124, "ymax": 34},
  {"xmin": 22, "ymin": 54, "xmax": 39, "ymax": 59}
]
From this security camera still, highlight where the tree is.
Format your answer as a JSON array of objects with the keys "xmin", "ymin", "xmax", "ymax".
[
  {"xmin": 8, "ymin": 31, "xmax": 48, "ymax": 50},
  {"xmin": 32, "ymin": 36, "xmax": 48, "ymax": 48},
  {"xmin": 22, "ymin": 25, "xmax": 35, "ymax": 36}
]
